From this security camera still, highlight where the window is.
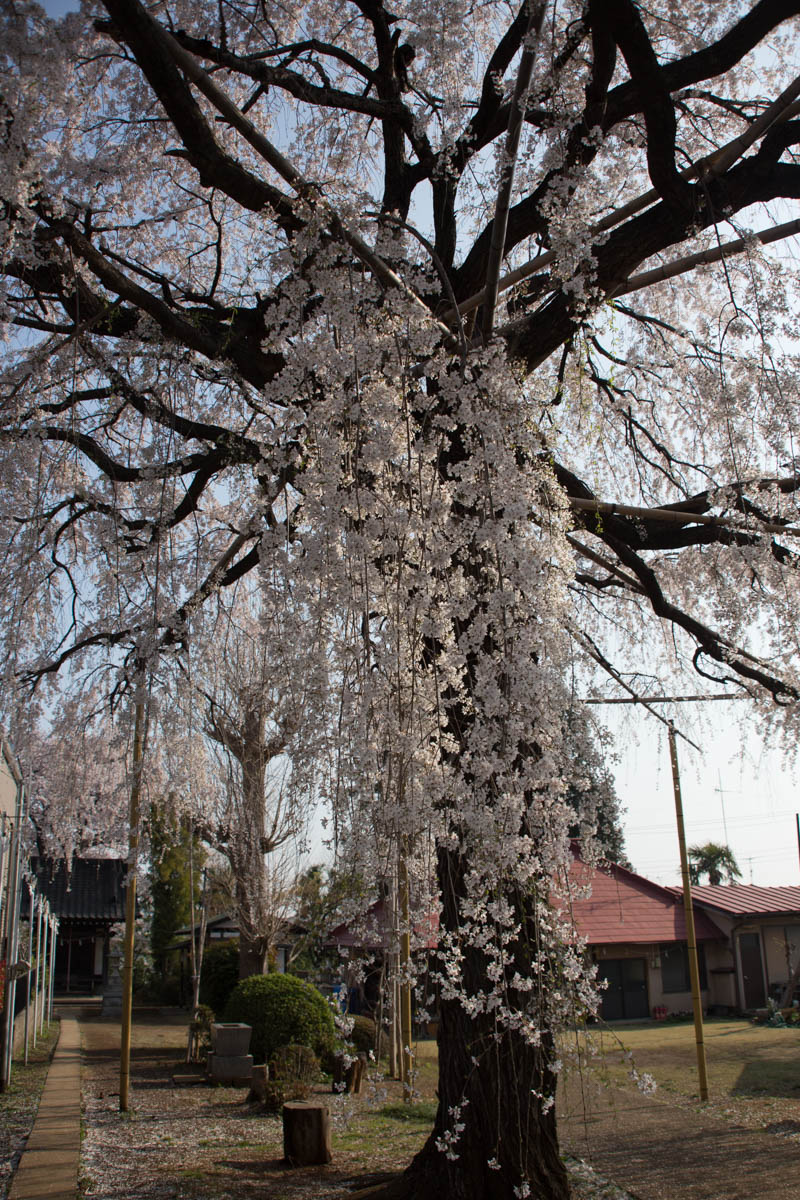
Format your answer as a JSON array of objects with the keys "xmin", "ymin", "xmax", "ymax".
[{"xmin": 660, "ymin": 943, "xmax": 707, "ymax": 993}]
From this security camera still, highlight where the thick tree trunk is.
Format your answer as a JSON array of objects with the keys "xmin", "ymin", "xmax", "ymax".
[
  {"xmin": 238, "ymin": 931, "xmax": 268, "ymax": 979},
  {"xmin": 234, "ymin": 842, "xmax": 269, "ymax": 977},
  {"xmin": 372, "ymin": 847, "xmax": 570, "ymax": 1200},
  {"xmin": 404, "ymin": 1004, "xmax": 568, "ymax": 1199},
  {"xmin": 234, "ymin": 727, "xmax": 271, "ymax": 979}
]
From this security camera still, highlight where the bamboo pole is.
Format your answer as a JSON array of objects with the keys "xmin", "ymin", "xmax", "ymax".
[
  {"xmin": 32, "ymin": 896, "xmax": 42, "ymax": 1049},
  {"xmin": 23, "ymin": 880, "xmax": 34, "ymax": 1065},
  {"xmin": 159, "ymin": 26, "xmax": 455, "ymax": 342},
  {"xmin": 398, "ymin": 846, "xmax": 413, "ymax": 1100},
  {"xmin": 386, "ymin": 867, "xmax": 398, "ymax": 1080},
  {"xmin": 39, "ymin": 908, "xmax": 49, "ymax": 1037},
  {"xmin": 668, "ymin": 722, "xmax": 710, "ymax": 1102},
  {"xmin": 48, "ymin": 917, "xmax": 57, "ymax": 1022},
  {"xmin": 0, "ymin": 767, "xmax": 24, "ymax": 1091},
  {"xmin": 0, "ymin": 827, "xmax": 7, "ymax": 947},
  {"xmin": 186, "ymin": 855, "xmax": 209, "ymax": 1064},
  {"xmin": 184, "ymin": 807, "xmax": 197, "ymax": 1065},
  {"xmin": 447, "ymin": 86, "xmax": 800, "ymax": 325},
  {"xmin": 120, "ymin": 699, "xmax": 145, "ymax": 1113},
  {"xmin": 388, "ymin": 962, "xmax": 398, "ymax": 1079}
]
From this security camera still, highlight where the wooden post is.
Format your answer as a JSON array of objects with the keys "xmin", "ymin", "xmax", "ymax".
[
  {"xmin": 332, "ymin": 1050, "xmax": 366, "ymax": 1094},
  {"xmin": 668, "ymin": 722, "xmax": 710, "ymax": 1102},
  {"xmin": 120, "ymin": 698, "xmax": 145, "ymax": 1113}
]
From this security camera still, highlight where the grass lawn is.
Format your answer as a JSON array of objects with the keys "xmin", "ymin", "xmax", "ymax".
[{"xmin": 565, "ymin": 1016, "xmax": 800, "ymax": 1132}]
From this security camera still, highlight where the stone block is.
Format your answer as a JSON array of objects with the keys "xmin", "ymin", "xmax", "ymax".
[
  {"xmin": 208, "ymin": 1052, "xmax": 253, "ymax": 1086},
  {"xmin": 211, "ymin": 1022, "xmax": 252, "ymax": 1056}
]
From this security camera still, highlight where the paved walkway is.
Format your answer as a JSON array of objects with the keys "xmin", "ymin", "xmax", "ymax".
[
  {"xmin": 8, "ymin": 1018, "xmax": 80, "ymax": 1200},
  {"xmin": 559, "ymin": 1074, "xmax": 800, "ymax": 1199}
]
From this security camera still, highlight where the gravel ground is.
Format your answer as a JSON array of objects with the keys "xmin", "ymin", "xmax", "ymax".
[{"xmin": 78, "ymin": 1013, "xmax": 635, "ymax": 1200}]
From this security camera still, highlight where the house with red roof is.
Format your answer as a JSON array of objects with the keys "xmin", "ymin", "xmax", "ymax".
[
  {"xmin": 670, "ymin": 883, "xmax": 800, "ymax": 1011},
  {"xmin": 561, "ymin": 857, "xmax": 728, "ymax": 1021},
  {"xmin": 325, "ymin": 859, "xmax": 800, "ymax": 1021}
]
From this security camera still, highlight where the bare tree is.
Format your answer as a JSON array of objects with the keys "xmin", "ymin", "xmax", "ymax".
[{"xmin": 181, "ymin": 587, "xmax": 325, "ymax": 977}]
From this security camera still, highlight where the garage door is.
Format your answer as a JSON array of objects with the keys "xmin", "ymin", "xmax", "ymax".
[{"xmin": 597, "ymin": 957, "xmax": 649, "ymax": 1020}]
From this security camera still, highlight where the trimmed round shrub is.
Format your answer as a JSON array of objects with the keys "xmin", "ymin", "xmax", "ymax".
[
  {"xmin": 270, "ymin": 1043, "xmax": 320, "ymax": 1086},
  {"xmin": 199, "ymin": 938, "xmax": 240, "ymax": 1018},
  {"xmin": 223, "ymin": 973, "xmax": 336, "ymax": 1064},
  {"xmin": 350, "ymin": 1014, "xmax": 376, "ymax": 1055},
  {"xmin": 260, "ymin": 1044, "xmax": 321, "ymax": 1111}
]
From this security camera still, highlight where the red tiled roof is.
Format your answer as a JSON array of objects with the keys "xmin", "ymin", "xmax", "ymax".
[
  {"xmin": 560, "ymin": 858, "xmax": 724, "ymax": 946},
  {"xmin": 670, "ymin": 883, "xmax": 800, "ymax": 917},
  {"xmin": 326, "ymin": 859, "xmax": 728, "ymax": 953},
  {"xmin": 327, "ymin": 897, "xmax": 439, "ymax": 951}
]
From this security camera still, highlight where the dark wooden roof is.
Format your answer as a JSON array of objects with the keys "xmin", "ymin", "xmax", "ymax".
[{"xmin": 24, "ymin": 857, "xmax": 126, "ymax": 923}]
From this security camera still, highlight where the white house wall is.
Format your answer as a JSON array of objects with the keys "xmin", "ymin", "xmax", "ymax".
[
  {"xmin": 0, "ymin": 752, "xmax": 16, "ymax": 822},
  {"xmin": 594, "ymin": 941, "xmax": 715, "ymax": 1017}
]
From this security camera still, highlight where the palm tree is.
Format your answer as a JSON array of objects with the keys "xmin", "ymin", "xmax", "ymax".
[{"xmin": 688, "ymin": 842, "xmax": 742, "ymax": 886}]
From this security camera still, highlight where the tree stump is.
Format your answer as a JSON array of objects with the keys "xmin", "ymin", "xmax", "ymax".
[
  {"xmin": 332, "ymin": 1051, "xmax": 367, "ymax": 1094},
  {"xmin": 248, "ymin": 1064, "xmax": 269, "ymax": 1103},
  {"xmin": 282, "ymin": 1101, "xmax": 332, "ymax": 1165}
]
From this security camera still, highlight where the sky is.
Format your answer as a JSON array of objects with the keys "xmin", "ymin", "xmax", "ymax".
[{"xmin": 602, "ymin": 700, "xmax": 800, "ymax": 889}]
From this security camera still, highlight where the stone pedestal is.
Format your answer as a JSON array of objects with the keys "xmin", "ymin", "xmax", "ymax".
[
  {"xmin": 207, "ymin": 1051, "xmax": 254, "ymax": 1086},
  {"xmin": 100, "ymin": 949, "xmax": 123, "ymax": 1018},
  {"xmin": 211, "ymin": 1022, "xmax": 252, "ymax": 1056}
]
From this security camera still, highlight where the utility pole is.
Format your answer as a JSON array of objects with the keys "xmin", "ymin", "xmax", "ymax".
[
  {"xmin": 668, "ymin": 723, "xmax": 710, "ymax": 1102},
  {"xmin": 584, "ymin": 692, "xmax": 726, "ymax": 1100},
  {"xmin": 714, "ymin": 772, "xmax": 735, "ymax": 845}
]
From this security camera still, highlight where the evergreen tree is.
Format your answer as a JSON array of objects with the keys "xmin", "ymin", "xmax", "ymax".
[
  {"xmin": 688, "ymin": 842, "xmax": 742, "ymax": 887},
  {"xmin": 149, "ymin": 803, "xmax": 205, "ymax": 974},
  {"xmin": 564, "ymin": 707, "xmax": 629, "ymax": 866}
]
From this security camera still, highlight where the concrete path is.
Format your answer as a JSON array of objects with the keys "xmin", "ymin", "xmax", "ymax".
[
  {"xmin": 8, "ymin": 1018, "xmax": 80, "ymax": 1200},
  {"xmin": 559, "ymin": 1074, "xmax": 800, "ymax": 1200}
]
